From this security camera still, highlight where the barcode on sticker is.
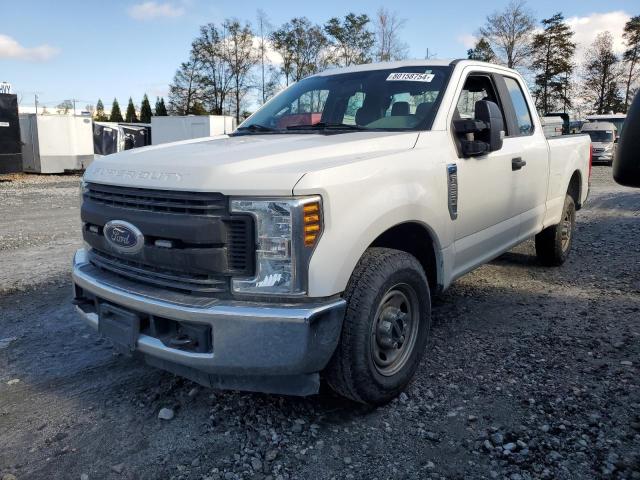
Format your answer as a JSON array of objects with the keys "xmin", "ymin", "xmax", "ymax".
[{"xmin": 386, "ymin": 73, "xmax": 434, "ymax": 82}]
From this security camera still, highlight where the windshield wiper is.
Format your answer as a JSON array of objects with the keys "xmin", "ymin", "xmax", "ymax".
[
  {"xmin": 237, "ymin": 124, "xmax": 277, "ymax": 132},
  {"xmin": 286, "ymin": 122, "xmax": 366, "ymax": 131}
]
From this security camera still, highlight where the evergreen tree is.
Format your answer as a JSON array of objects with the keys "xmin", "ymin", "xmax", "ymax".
[
  {"xmin": 582, "ymin": 32, "xmax": 624, "ymax": 114},
  {"xmin": 467, "ymin": 38, "xmax": 496, "ymax": 62},
  {"xmin": 531, "ymin": 13, "xmax": 576, "ymax": 114},
  {"xmin": 155, "ymin": 97, "xmax": 168, "ymax": 116},
  {"xmin": 95, "ymin": 99, "xmax": 108, "ymax": 121},
  {"xmin": 622, "ymin": 15, "xmax": 640, "ymax": 112},
  {"xmin": 140, "ymin": 94, "xmax": 152, "ymax": 122},
  {"xmin": 125, "ymin": 97, "xmax": 138, "ymax": 123},
  {"xmin": 109, "ymin": 98, "xmax": 123, "ymax": 122}
]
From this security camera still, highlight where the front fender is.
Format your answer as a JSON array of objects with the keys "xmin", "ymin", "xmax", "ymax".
[{"xmin": 294, "ymin": 149, "xmax": 451, "ymax": 297}]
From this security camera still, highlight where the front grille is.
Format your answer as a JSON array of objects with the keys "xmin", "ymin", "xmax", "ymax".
[
  {"xmin": 88, "ymin": 249, "xmax": 227, "ymax": 295},
  {"xmin": 85, "ymin": 183, "xmax": 226, "ymax": 216}
]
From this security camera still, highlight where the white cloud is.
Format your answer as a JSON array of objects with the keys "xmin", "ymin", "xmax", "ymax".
[
  {"xmin": 0, "ymin": 34, "xmax": 59, "ymax": 61},
  {"xmin": 127, "ymin": 2, "xmax": 185, "ymax": 21},
  {"xmin": 457, "ymin": 34, "xmax": 477, "ymax": 50},
  {"xmin": 566, "ymin": 11, "xmax": 630, "ymax": 62}
]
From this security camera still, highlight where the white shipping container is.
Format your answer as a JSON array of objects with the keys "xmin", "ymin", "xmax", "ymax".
[
  {"xmin": 151, "ymin": 115, "xmax": 236, "ymax": 145},
  {"xmin": 19, "ymin": 115, "xmax": 94, "ymax": 173}
]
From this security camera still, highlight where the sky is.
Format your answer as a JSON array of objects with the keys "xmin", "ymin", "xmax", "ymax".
[{"xmin": 1, "ymin": 0, "xmax": 637, "ymax": 111}]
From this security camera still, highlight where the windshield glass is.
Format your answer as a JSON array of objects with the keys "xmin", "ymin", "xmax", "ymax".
[
  {"xmin": 586, "ymin": 130, "xmax": 614, "ymax": 142},
  {"xmin": 237, "ymin": 66, "xmax": 452, "ymax": 134}
]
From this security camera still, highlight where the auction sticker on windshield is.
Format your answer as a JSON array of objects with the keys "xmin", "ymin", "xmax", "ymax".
[{"xmin": 386, "ymin": 73, "xmax": 435, "ymax": 82}]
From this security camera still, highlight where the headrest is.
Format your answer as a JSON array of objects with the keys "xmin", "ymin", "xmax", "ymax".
[
  {"xmin": 391, "ymin": 102, "xmax": 410, "ymax": 116},
  {"xmin": 355, "ymin": 104, "xmax": 379, "ymax": 126},
  {"xmin": 415, "ymin": 102, "xmax": 433, "ymax": 118}
]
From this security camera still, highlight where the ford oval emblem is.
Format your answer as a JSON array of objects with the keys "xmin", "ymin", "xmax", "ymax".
[{"xmin": 104, "ymin": 220, "xmax": 144, "ymax": 254}]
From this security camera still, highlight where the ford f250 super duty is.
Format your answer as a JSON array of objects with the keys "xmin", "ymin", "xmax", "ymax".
[{"xmin": 72, "ymin": 60, "xmax": 591, "ymax": 405}]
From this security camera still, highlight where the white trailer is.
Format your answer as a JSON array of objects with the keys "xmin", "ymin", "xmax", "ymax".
[
  {"xmin": 151, "ymin": 115, "xmax": 236, "ymax": 145},
  {"xmin": 20, "ymin": 115, "xmax": 94, "ymax": 173}
]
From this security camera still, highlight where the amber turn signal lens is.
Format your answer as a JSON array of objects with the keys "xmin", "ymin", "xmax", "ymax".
[{"xmin": 303, "ymin": 201, "xmax": 321, "ymax": 247}]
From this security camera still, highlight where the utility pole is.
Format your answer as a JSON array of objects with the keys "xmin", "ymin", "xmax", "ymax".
[
  {"xmin": 35, "ymin": 94, "xmax": 38, "ymax": 115},
  {"xmin": 72, "ymin": 98, "xmax": 77, "ymax": 116}
]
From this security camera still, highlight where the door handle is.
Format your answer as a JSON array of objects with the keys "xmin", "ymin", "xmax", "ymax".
[{"xmin": 512, "ymin": 157, "xmax": 527, "ymax": 171}]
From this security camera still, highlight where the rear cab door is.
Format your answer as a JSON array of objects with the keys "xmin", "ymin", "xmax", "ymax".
[{"xmin": 493, "ymin": 74, "xmax": 550, "ymax": 239}]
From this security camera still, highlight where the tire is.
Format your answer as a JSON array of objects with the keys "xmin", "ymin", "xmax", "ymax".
[
  {"xmin": 535, "ymin": 194, "xmax": 576, "ymax": 266},
  {"xmin": 324, "ymin": 247, "xmax": 431, "ymax": 405}
]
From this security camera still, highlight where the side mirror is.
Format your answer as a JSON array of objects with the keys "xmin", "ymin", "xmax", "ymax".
[
  {"xmin": 613, "ymin": 92, "xmax": 640, "ymax": 188},
  {"xmin": 453, "ymin": 100, "xmax": 504, "ymax": 157},
  {"xmin": 475, "ymin": 100, "xmax": 504, "ymax": 152}
]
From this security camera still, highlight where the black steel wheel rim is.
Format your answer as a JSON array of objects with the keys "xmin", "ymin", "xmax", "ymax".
[
  {"xmin": 370, "ymin": 283, "xmax": 420, "ymax": 377},
  {"xmin": 561, "ymin": 203, "xmax": 575, "ymax": 251}
]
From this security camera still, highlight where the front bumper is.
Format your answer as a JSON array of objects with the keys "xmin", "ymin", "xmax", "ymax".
[
  {"xmin": 72, "ymin": 249, "xmax": 346, "ymax": 396},
  {"xmin": 592, "ymin": 152, "xmax": 613, "ymax": 163}
]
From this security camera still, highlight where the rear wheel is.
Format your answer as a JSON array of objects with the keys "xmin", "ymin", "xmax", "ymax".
[
  {"xmin": 535, "ymin": 194, "xmax": 576, "ymax": 266},
  {"xmin": 324, "ymin": 248, "xmax": 431, "ymax": 405}
]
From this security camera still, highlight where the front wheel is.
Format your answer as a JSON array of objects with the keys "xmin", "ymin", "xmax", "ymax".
[
  {"xmin": 535, "ymin": 194, "xmax": 576, "ymax": 266},
  {"xmin": 324, "ymin": 248, "xmax": 431, "ymax": 405}
]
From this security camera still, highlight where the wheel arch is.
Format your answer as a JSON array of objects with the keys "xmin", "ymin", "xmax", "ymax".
[
  {"xmin": 368, "ymin": 221, "xmax": 443, "ymax": 294},
  {"xmin": 567, "ymin": 170, "xmax": 583, "ymax": 210}
]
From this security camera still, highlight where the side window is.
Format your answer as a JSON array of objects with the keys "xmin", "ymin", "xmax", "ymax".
[
  {"xmin": 455, "ymin": 75, "xmax": 502, "ymax": 120},
  {"xmin": 503, "ymin": 77, "xmax": 533, "ymax": 136}
]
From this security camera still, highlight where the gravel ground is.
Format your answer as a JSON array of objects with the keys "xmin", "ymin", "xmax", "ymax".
[{"xmin": 0, "ymin": 167, "xmax": 638, "ymax": 480}]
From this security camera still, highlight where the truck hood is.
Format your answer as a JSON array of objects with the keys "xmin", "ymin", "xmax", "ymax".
[{"xmin": 85, "ymin": 131, "xmax": 419, "ymax": 195}]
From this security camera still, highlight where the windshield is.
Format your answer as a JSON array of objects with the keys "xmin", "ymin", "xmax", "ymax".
[
  {"xmin": 237, "ymin": 65, "xmax": 452, "ymax": 134},
  {"xmin": 588, "ymin": 118, "xmax": 625, "ymax": 135},
  {"xmin": 586, "ymin": 130, "xmax": 614, "ymax": 142}
]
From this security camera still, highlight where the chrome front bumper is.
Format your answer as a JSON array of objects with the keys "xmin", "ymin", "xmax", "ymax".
[{"xmin": 72, "ymin": 249, "xmax": 346, "ymax": 395}]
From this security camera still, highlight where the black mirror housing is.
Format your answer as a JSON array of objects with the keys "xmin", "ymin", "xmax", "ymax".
[
  {"xmin": 455, "ymin": 100, "xmax": 505, "ymax": 158},
  {"xmin": 613, "ymin": 92, "xmax": 640, "ymax": 188},
  {"xmin": 475, "ymin": 100, "xmax": 504, "ymax": 152}
]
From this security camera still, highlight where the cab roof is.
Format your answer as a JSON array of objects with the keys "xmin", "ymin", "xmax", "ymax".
[{"xmin": 312, "ymin": 59, "xmax": 519, "ymax": 77}]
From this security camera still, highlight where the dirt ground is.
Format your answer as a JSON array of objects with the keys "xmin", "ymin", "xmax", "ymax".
[{"xmin": 0, "ymin": 167, "xmax": 638, "ymax": 480}]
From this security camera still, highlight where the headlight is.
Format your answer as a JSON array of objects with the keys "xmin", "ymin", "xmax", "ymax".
[{"xmin": 230, "ymin": 196, "xmax": 323, "ymax": 296}]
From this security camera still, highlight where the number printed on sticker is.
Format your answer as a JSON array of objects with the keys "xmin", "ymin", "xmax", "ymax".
[{"xmin": 386, "ymin": 72, "xmax": 435, "ymax": 82}]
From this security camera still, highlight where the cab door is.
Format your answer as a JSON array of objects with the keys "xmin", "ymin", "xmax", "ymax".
[{"xmin": 449, "ymin": 71, "xmax": 520, "ymax": 277}]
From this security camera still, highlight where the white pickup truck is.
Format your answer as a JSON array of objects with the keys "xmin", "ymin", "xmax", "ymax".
[{"xmin": 72, "ymin": 60, "xmax": 591, "ymax": 405}]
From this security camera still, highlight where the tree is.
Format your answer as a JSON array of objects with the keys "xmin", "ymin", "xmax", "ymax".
[
  {"xmin": 140, "ymin": 94, "xmax": 152, "ymax": 122},
  {"xmin": 225, "ymin": 19, "xmax": 259, "ymax": 122},
  {"xmin": 125, "ymin": 97, "xmax": 138, "ymax": 123},
  {"xmin": 95, "ymin": 99, "xmax": 108, "ymax": 121},
  {"xmin": 168, "ymin": 51, "xmax": 204, "ymax": 115},
  {"xmin": 622, "ymin": 15, "xmax": 640, "ymax": 112},
  {"xmin": 271, "ymin": 17, "xmax": 330, "ymax": 85},
  {"xmin": 155, "ymin": 97, "xmax": 168, "ymax": 116},
  {"xmin": 324, "ymin": 13, "xmax": 374, "ymax": 67},
  {"xmin": 582, "ymin": 32, "xmax": 624, "ymax": 114},
  {"xmin": 56, "ymin": 99, "xmax": 73, "ymax": 115},
  {"xmin": 373, "ymin": 8, "xmax": 408, "ymax": 62},
  {"xmin": 530, "ymin": 13, "xmax": 576, "ymax": 113},
  {"xmin": 192, "ymin": 23, "xmax": 235, "ymax": 115},
  {"xmin": 467, "ymin": 38, "xmax": 497, "ymax": 62},
  {"xmin": 109, "ymin": 98, "xmax": 123, "ymax": 122},
  {"xmin": 479, "ymin": 0, "xmax": 536, "ymax": 68},
  {"xmin": 256, "ymin": 9, "xmax": 272, "ymax": 104}
]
